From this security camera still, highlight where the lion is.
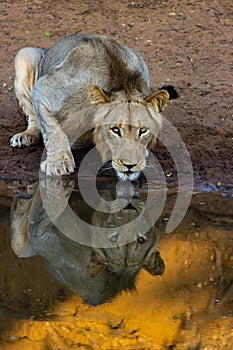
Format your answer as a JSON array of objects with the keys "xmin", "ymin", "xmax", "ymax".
[
  {"xmin": 10, "ymin": 179, "xmax": 165, "ymax": 305},
  {"xmin": 10, "ymin": 33, "xmax": 169, "ymax": 179}
]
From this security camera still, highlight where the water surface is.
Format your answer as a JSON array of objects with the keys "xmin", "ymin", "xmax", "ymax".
[{"xmin": 0, "ymin": 178, "xmax": 232, "ymax": 350}]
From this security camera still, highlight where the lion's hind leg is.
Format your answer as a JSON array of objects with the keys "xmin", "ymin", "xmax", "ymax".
[{"xmin": 10, "ymin": 47, "xmax": 46, "ymax": 147}]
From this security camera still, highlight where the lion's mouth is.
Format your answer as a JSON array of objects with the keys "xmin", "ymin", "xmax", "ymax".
[{"xmin": 116, "ymin": 170, "xmax": 140, "ymax": 181}]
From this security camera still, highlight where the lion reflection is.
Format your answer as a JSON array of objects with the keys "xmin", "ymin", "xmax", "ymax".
[{"xmin": 10, "ymin": 179, "xmax": 165, "ymax": 306}]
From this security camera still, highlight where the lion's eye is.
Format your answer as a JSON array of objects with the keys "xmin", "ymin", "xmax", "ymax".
[
  {"xmin": 111, "ymin": 127, "xmax": 121, "ymax": 136},
  {"xmin": 139, "ymin": 128, "xmax": 148, "ymax": 137}
]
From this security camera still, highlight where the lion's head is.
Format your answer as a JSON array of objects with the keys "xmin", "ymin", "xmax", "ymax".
[{"xmin": 91, "ymin": 86, "xmax": 169, "ymax": 181}]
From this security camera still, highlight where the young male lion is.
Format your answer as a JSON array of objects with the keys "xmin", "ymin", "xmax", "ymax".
[{"xmin": 10, "ymin": 33, "xmax": 169, "ymax": 180}]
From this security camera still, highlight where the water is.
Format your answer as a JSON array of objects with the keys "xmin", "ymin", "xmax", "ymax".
[{"xmin": 0, "ymin": 178, "xmax": 232, "ymax": 350}]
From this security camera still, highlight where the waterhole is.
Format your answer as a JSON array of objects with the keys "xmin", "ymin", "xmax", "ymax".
[{"xmin": 0, "ymin": 178, "xmax": 232, "ymax": 350}]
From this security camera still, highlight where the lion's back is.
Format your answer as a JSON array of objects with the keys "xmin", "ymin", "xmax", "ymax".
[
  {"xmin": 31, "ymin": 34, "xmax": 150, "ymax": 129},
  {"xmin": 39, "ymin": 34, "xmax": 150, "ymax": 89},
  {"xmin": 40, "ymin": 33, "xmax": 94, "ymax": 76}
]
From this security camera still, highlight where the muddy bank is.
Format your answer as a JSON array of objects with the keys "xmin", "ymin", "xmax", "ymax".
[{"xmin": 0, "ymin": 0, "xmax": 232, "ymax": 185}]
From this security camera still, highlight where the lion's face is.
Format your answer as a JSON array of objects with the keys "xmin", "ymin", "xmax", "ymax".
[{"xmin": 91, "ymin": 86, "xmax": 169, "ymax": 181}]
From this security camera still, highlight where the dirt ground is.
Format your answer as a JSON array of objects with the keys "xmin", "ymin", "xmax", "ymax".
[{"xmin": 0, "ymin": 0, "xmax": 232, "ymax": 184}]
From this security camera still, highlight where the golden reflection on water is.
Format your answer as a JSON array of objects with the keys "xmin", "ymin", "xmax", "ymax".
[{"xmin": 0, "ymin": 179, "xmax": 232, "ymax": 349}]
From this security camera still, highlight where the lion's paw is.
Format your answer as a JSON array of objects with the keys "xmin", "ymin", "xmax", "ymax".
[
  {"xmin": 10, "ymin": 128, "xmax": 41, "ymax": 147},
  {"xmin": 131, "ymin": 199, "xmax": 145, "ymax": 212},
  {"xmin": 40, "ymin": 151, "xmax": 75, "ymax": 176},
  {"xmin": 111, "ymin": 198, "xmax": 128, "ymax": 213}
]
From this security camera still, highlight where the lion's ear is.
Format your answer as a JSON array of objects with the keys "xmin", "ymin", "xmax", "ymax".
[
  {"xmin": 146, "ymin": 90, "xmax": 169, "ymax": 112},
  {"xmin": 143, "ymin": 251, "xmax": 165, "ymax": 276},
  {"xmin": 90, "ymin": 86, "xmax": 110, "ymax": 104}
]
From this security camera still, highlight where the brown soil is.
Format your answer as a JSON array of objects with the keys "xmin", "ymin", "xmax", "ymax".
[{"xmin": 0, "ymin": 0, "xmax": 232, "ymax": 185}]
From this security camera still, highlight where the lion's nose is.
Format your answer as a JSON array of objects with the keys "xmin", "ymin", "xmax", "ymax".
[{"xmin": 123, "ymin": 163, "xmax": 137, "ymax": 171}]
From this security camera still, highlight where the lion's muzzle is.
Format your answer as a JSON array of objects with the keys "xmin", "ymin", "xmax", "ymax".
[{"xmin": 112, "ymin": 157, "xmax": 146, "ymax": 181}]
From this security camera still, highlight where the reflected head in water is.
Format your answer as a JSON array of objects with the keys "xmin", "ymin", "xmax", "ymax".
[{"xmin": 10, "ymin": 179, "xmax": 165, "ymax": 306}]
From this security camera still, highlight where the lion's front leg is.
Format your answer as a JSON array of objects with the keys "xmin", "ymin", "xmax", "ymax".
[
  {"xmin": 39, "ymin": 126, "xmax": 75, "ymax": 176},
  {"xmin": 10, "ymin": 47, "xmax": 46, "ymax": 148},
  {"xmin": 31, "ymin": 81, "xmax": 75, "ymax": 176}
]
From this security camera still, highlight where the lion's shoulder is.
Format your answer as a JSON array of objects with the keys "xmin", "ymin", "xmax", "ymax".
[{"xmin": 40, "ymin": 33, "xmax": 93, "ymax": 75}]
